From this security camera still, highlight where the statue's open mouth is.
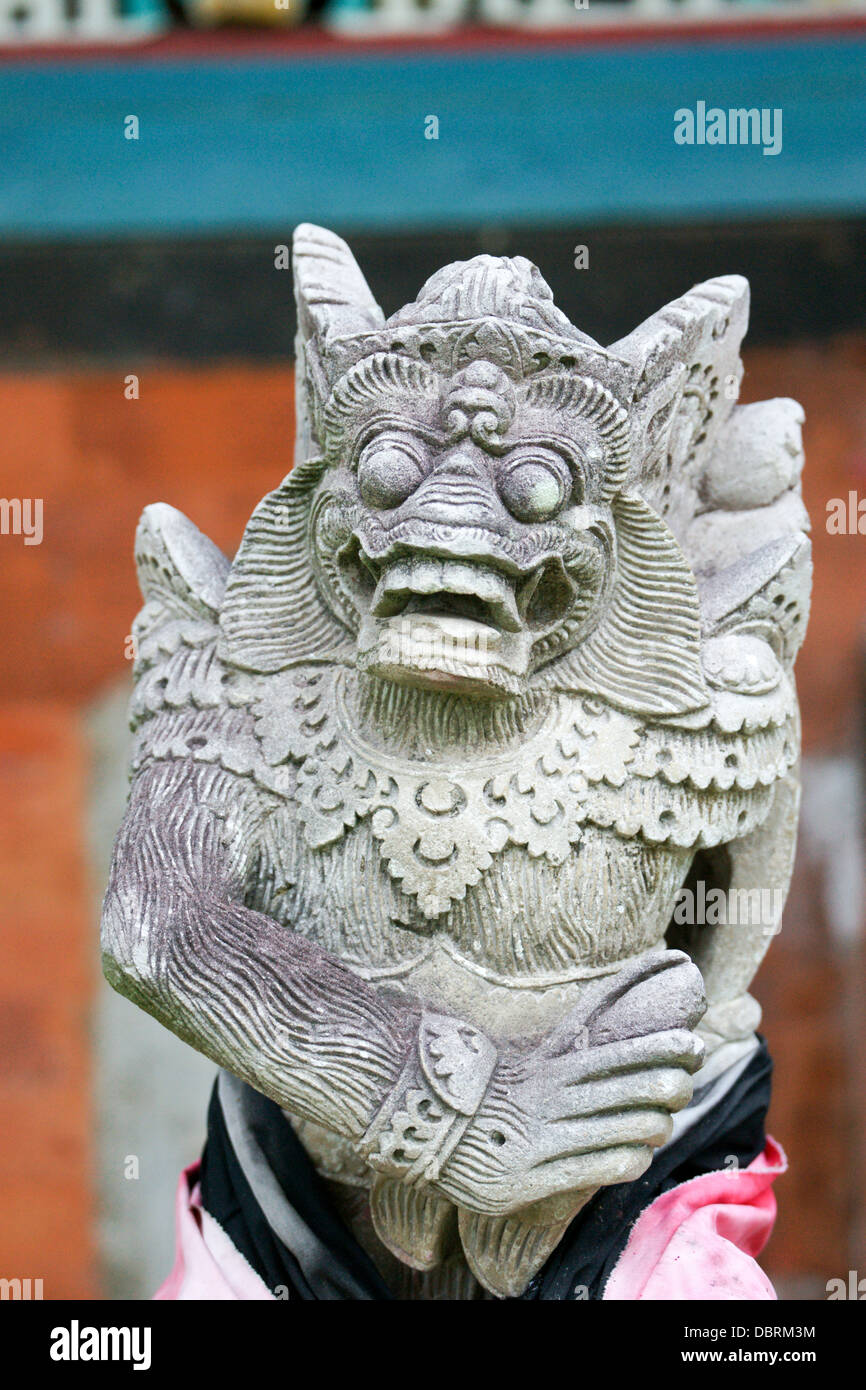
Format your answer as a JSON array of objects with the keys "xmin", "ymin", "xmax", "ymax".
[
  {"xmin": 343, "ymin": 539, "xmax": 579, "ymax": 699},
  {"xmin": 373, "ymin": 558, "xmax": 521, "ymax": 630}
]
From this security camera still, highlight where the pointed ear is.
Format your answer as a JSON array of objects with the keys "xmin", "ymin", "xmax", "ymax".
[
  {"xmin": 541, "ymin": 494, "xmax": 709, "ymax": 717},
  {"xmin": 609, "ymin": 276, "xmax": 750, "ymax": 537},
  {"xmin": 135, "ymin": 502, "xmax": 228, "ymax": 619},
  {"xmin": 293, "ymin": 224, "xmax": 385, "ymax": 463}
]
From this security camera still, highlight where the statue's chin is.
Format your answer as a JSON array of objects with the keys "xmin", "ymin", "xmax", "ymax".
[{"xmin": 357, "ymin": 611, "xmax": 529, "ymax": 700}]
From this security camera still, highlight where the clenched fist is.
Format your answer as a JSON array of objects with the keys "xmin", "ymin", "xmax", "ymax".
[{"xmin": 438, "ymin": 949, "xmax": 706, "ymax": 1217}]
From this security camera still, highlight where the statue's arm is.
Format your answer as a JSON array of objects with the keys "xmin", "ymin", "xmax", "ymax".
[
  {"xmin": 682, "ymin": 770, "xmax": 801, "ymax": 1049},
  {"xmin": 680, "ymin": 396, "xmax": 811, "ymax": 1046},
  {"xmin": 101, "ymin": 756, "xmax": 419, "ymax": 1140}
]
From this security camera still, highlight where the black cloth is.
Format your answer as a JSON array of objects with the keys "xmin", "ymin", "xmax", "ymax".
[
  {"xmin": 199, "ymin": 1039, "xmax": 772, "ymax": 1301},
  {"xmin": 199, "ymin": 1081, "xmax": 393, "ymax": 1300},
  {"xmin": 524, "ymin": 1037, "xmax": 772, "ymax": 1300}
]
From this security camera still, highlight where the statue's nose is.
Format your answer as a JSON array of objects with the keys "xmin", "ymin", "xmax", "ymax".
[{"xmin": 396, "ymin": 449, "xmax": 505, "ymax": 528}]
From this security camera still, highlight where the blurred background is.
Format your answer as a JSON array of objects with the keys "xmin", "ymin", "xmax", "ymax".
[{"xmin": 0, "ymin": 0, "xmax": 865, "ymax": 1301}]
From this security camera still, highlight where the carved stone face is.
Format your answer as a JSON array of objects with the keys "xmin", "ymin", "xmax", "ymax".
[
  {"xmin": 221, "ymin": 231, "xmax": 750, "ymax": 724},
  {"xmin": 311, "ymin": 357, "xmax": 616, "ymax": 700}
]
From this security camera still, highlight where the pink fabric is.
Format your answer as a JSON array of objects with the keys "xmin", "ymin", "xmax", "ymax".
[
  {"xmin": 156, "ymin": 1141, "xmax": 786, "ymax": 1301},
  {"xmin": 604, "ymin": 1138, "xmax": 786, "ymax": 1300},
  {"xmin": 154, "ymin": 1163, "xmax": 275, "ymax": 1301}
]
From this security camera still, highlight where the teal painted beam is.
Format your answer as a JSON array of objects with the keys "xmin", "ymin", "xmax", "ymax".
[{"xmin": 1, "ymin": 33, "xmax": 864, "ymax": 238}]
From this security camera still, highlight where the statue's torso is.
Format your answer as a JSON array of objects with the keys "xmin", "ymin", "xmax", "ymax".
[
  {"xmin": 250, "ymin": 819, "xmax": 691, "ymax": 1040},
  {"xmin": 135, "ymin": 660, "xmax": 792, "ymax": 1041},
  {"xmin": 223, "ymin": 665, "xmax": 790, "ymax": 1042},
  {"xmin": 235, "ymin": 668, "xmax": 736, "ymax": 1040}
]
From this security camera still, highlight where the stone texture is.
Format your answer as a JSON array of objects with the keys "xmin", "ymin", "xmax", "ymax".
[
  {"xmin": 87, "ymin": 683, "xmax": 217, "ymax": 1301},
  {"xmin": 102, "ymin": 226, "xmax": 812, "ymax": 1297}
]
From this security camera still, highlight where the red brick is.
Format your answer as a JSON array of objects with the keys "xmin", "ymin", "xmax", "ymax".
[{"xmin": 0, "ymin": 705, "xmax": 96, "ymax": 1298}]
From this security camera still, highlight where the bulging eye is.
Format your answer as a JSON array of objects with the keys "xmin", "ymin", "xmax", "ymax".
[
  {"xmin": 499, "ymin": 454, "xmax": 570, "ymax": 522},
  {"xmin": 358, "ymin": 438, "xmax": 426, "ymax": 510}
]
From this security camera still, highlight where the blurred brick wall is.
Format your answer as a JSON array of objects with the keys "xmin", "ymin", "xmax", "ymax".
[
  {"xmin": 0, "ymin": 365, "xmax": 295, "ymax": 1299},
  {"xmin": 0, "ymin": 346, "xmax": 863, "ymax": 1298}
]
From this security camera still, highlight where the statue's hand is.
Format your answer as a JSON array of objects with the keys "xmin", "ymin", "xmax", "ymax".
[{"xmin": 438, "ymin": 950, "xmax": 706, "ymax": 1216}]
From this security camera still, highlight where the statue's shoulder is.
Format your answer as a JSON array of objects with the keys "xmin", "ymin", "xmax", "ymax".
[
  {"xmin": 130, "ymin": 502, "xmax": 228, "ymax": 720},
  {"xmin": 569, "ymin": 513, "xmax": 807, "ymax": 848},
  {"xmin": 129, "ymin": 504, "xmax": 284, "ymax": 801}
]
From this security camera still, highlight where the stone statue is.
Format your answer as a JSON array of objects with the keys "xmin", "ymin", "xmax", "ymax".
[{"xmin": 102, "ymin": 225, "xmax": 811, "ymax": 1300}]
